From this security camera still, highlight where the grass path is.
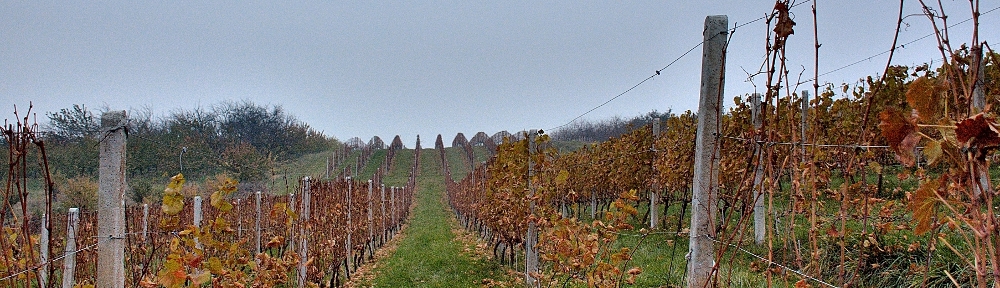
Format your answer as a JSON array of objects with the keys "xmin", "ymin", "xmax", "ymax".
[{"xmin": 358, "ymin": 149, "xmax": 512, "ymax": 287}]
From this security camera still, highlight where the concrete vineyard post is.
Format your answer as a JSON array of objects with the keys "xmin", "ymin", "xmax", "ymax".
[
  {"xmin": 650, "ymin": 118, "xmax": 660, "ymax": 229},
  {"xmin": 39, "ymin": 213, "xmax": 49, "ymax": 286},
  {"xmin": 62, "ymin": 208, "xmax": 79, "ymax": 288},
  {"xmin": 255, "ymin": 191, "xmax": 262, "ymax": 256},
  {"xmin": 687, "ymin": 15, "xmax": 727, "ymax": 288},
  {"xmin": 526, "ymin": 129, "xmax": 539, "ymax": 287},
  {"xmin": 801, "ymin": 90, "xmax": 809, "ymax": 164},
  {"xmin": 194, "ymin": 196, "xmax": 202, "ymax": 249},
  {"xmin": 380, "ymin": 184, "xmax": 386, "ymax": 243},
  {"xmin": 752, "ymin": 93, "xmax": 767, "ymax": 245},
  {"xmin": 298, "ymin": 177, "xmax": 311, "ymax": 287},
  {"xmin": 142, "ymin": 204, "xmax": 149, "ymax": 244},
  {"xmin": 289, "ymin": 193, "xmax": 296, "ymax": 247},
  {"xmin": 367, "ymin": 179, "xmax": 374, "ymax": 256},
  {"xmin": 97, "ymin": 110, "xmax": 127, "ymax": 288},
  {"xmin": 389, "ymin": 186, "xmax": 399, "ymax": 236},
  {"xmin": 346, "ymin": 178, "xmax": 353, "ymax": 271}
]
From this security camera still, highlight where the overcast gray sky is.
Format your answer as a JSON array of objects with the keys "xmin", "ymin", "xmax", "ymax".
[{"xmin": 2, "ymin": 1, "xmax": 997, "ymax": 145}]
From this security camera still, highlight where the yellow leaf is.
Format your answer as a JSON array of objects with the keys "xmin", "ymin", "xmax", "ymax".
[
  {"xmin": 156, "ymin": 257, "xmax": 187, "ymax": 288},
  {"xmin": 555, "ymin": 170, "xmax": 569, "ymax": 186},
  {"xmin": 210, "ymin": 191, "xmax": 233, "ymax": 212},
  {"xmin": 923, "ymin": 140, "xmax": 942, "ymax": 166},
  {"xmin": 162, "ymin": 174, "xmax": 186, "ymax": 215},
  {"xmin": 207, "ymin": 256, "xmax": 225, "ymax": 274},
  {"xmin": 190, "ymin": 270, "xmax": 211, "ymax": 285}
]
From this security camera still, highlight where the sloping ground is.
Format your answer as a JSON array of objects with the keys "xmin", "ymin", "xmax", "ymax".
[
  {"xmin": 382, "ymin": 149, "xmax": 415, "ymax": 187},
  {"xmin": 444, "ymin": 147, "xmax": 473, "ymax": 180},
  {"xmin": 360, "ymin": 149, "xmax": 512, "ymax": 287},
  {"xmin": 354, "ymin": 149, "xmax": 387, "ymax": 181}
]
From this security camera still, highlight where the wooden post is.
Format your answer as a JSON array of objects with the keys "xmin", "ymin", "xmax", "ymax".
[
  {"xmin": 687, "ymin": 15, "xmax": 727, "ymax": 288},
  {"xmin": 62, "ymin": 208, "xmax": 79, "ymax": 288},
  {"xmin": 752, "ymin": 93, "xmax": 767, "ymax": 245},
  {"xmin": 526, "ymin": 130, "xmax": 539, "ymax": 287},
  {"xmin": 650, "ymin": 118, "xmax": 660, "ymax": 229},
  {"xmin": 39, "ymin": 213, "xmax": 49, "ymax": 286},
  {"xmin": 97, "ymin": 110, "xmax": 127, "ymax": 288},
  {"xmin": 298, "ymin": 177, "xmax": 311, "ymax": 287},
  {"xmin": 193, "ymin": 196, "xmax": 202, "ymax": 249},
  {"xmin": 255, "ymin": 191, "xmax": 262, "ymax": 256}
]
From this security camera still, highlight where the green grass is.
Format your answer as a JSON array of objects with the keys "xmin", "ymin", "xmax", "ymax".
[
  {"xmin": 382, "ymin": 149, "xmax": 415, "ymax": 187},
  {"xmin": 444, "ymin": 147, "xmax": 473, "ymax": 180},
  {"xmin": 363, "ymin": 149, "xmax": 512, "ymax": 287},
  {"xmin": 355, "ymin": 149, "xmax": 387, "ymax": 181}
]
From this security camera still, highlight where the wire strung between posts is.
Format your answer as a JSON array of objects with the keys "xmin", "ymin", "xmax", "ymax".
[
  {"xmin": 702, "ymin": 234, "xmax": 840, "ymax": 288},
  {"xmin": 549, "ymin": 1, "xmax": 816, "ymax": 132},
  {"xmin": 548, "ymin": 38, "xmax": 707, "ymax": 132},
  {"xmin": 719, "ymin": 135, "xmax": 890, "ymax": 149},
  {"xmin": 795, "ymin": 4, "xmax": 1000, "ymax": 86},
  {"xmin": 0, "ymin": 238, "xmax": 106, "ymax": 282}
]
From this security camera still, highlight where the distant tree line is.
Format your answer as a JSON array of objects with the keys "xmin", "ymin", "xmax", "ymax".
[
  {"xmin": 549, "ymin": 110, "xmax": 675, "ymax": 143},
  {"xmin": 1, "ymin": 101, "xmax": 338, "ymax": 216}
]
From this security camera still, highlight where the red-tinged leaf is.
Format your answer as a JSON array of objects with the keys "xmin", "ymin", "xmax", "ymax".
[
  {"xmin": 773, "ymin": 1, "xmax": 796, "ymax": 46},
  {"xmin": 956, "ymin": 114, "xmax": 1000, "ymax": 154},
  {"xmin": 794, "ymin": 279, "xmax": 812, "ymax": 288},
  {"xmin": 878, "ymin": 108, "xmax": 920, "ymax": 166}
]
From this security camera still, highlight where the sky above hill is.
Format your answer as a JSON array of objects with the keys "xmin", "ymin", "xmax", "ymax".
[{"xmin": 2, "ymin": 1, "xmax": 997, "ymax": 145}]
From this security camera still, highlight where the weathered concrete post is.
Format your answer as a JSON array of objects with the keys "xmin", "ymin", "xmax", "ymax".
[
  {"xmin": 650, "ymin": 118, "xmax": 660, "ymax": 229},
  {"xmin": 526, "ymin": 130, "xmax": 539, "ymax": 287},
  {"xmin": 255, "ymin": 191, "xmax": 262, "ymax": 256},
  {"xmin": 298, "ymin": 177, "xmax": 311, "ymax": 287},
  {"xmin": 39, "ymin": 213, "xmax": 49, "ymax": 286},
  {"xmin": 752, "ymin": 93, "xmax": 767, "ymax": 245},
  {"xmin": 62, "ymin": 208, "xmax": 80, "ymax": 288},
  {"xmin": 687, "ymin": 15, "xmax": 727, "ymax": 288},
  {"xmin": 97, "ymin": 110, "xmax": 127, "ymax": 288}
]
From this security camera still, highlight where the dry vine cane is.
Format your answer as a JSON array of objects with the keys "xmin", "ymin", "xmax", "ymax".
[{"xmin": 880, "ymin": 1, "xmax": 1000, "ymax": 287}]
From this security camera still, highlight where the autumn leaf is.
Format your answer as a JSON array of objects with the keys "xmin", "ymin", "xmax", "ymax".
[
  {"xmin": 555, "ymin": 170, "xmax": 569, "ymax": 186},
  {"xmin": 794, "ymin": 279, "xmax": 812, "ymax": 288},
  {"xmin": 207, "ymin": 256, "xmax": 225, "ymax": 274},
  {"xmin": 908, "ymin": 176, "xmax": 943, "ymax": 235},
  {"xmin": 266, "ymin": 235, "xmax": 285, "ymax": 249},
  {"xmin": 162, "ymin": 174, "xmax": 186, "ymax": 215},
  {"xmin": 956, "ymin": 113, "xmax": 1000, "ymax": 156},
  {"xmin": 878, "ymin": 108, "xmax": 920, "ymax": 166},
  {"xmin": 156, "ymin": 257, "xmax": 187, "ymax": 288},
  {"xmin": 211, "ymin": 191, "xmax": 233, "ymax": 212},
  {"xmin": 772, "ymin": 1, "xmax": 795, "ymax": 48},
  {"xmin": 923, "ymin": 140, "xmax": 943, "ymax": 166},
  {"xmin": 905, "ymin": 76, "xmax": 941, "ymax": 122},
  {"xmin": 190, "ymin": 270, "xmax": 211, "ymax": 285}
]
